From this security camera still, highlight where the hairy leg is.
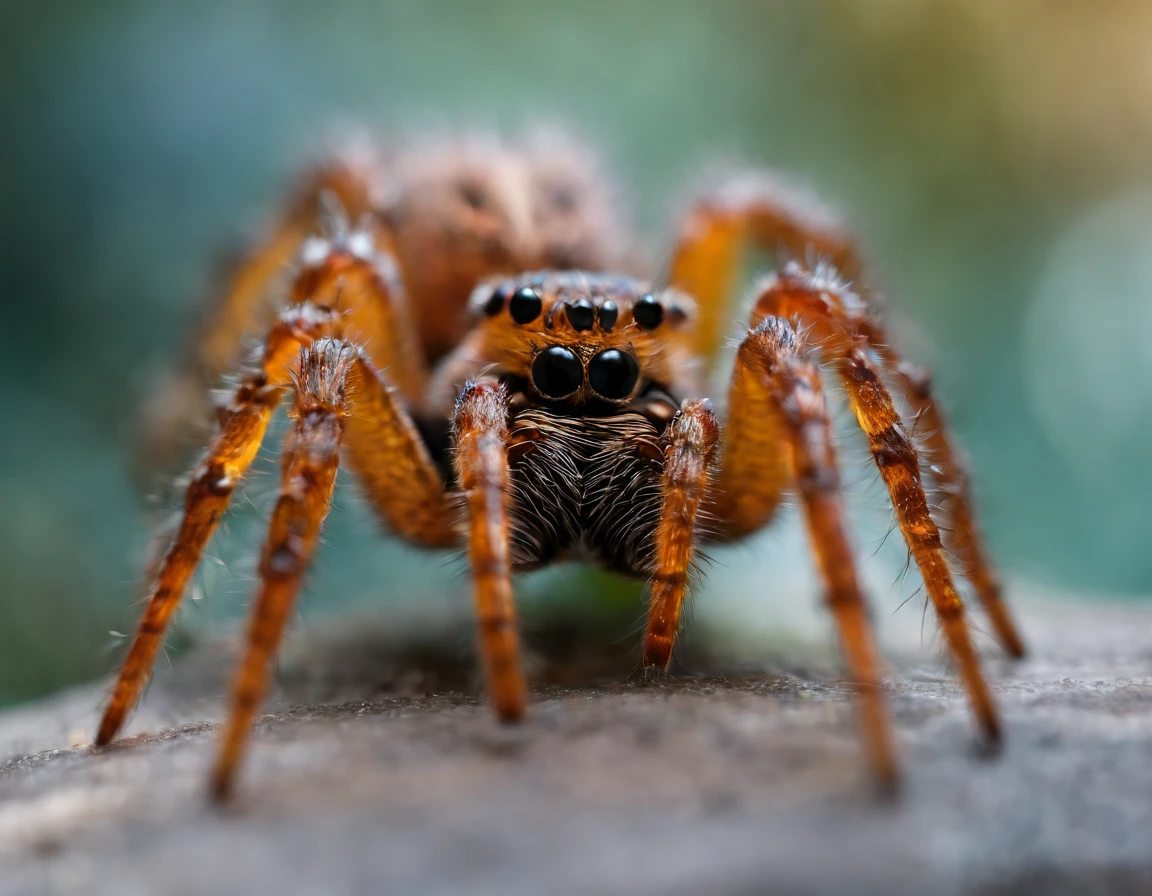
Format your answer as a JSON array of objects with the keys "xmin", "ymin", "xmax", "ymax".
[
  {"xmin": 287, "ymin": 227, "xmax": 427, "ymax": 404},
  {"xmin": 753, "ymin": 270, "xmax": 1002, "ymax": 745},
  {"xmin": 665, "ymin": 176, "xmax": 1022, "ymax": 657},
  {"xmin": 664, "ymin": 172, "xmax": 859, "ymax": 360},
  {"xmin": 96, "ymin": 305, "xmax": 340, "ymax": 746},
  {"xmin": 867, "ymin": 339, "xmax": 1025, "ymax": 658},
  {"xmin": 210, "ymin": 342, "xmax": 350, "ymax": 801},
  {"xmin": 719, "ymin": 316, "xmax": 898, "ymax": 790},
  {"xmin": 207, "ymin": 339, "xmax": 461, "ymax": 800},
  {"xmin": 642, "ymin": 400, "xmax": 720, "ymax": 671},
  {"xmin": 137, "ymin": 151, "xmax": 413, "ymax": 479},
  {"xmin": 196, "ymin": 151, "xmax": 383, "ymax": 382},
  {"xmin": 451, "ymin": 381, "xmax": 526, "ymax": 722}
]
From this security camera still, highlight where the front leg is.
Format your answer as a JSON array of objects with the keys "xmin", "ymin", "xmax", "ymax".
[
  {"xmin": 642, "ymin": 400, "xmax": 720, "ymax": 670},
  {"xmin": 709, "ymin": 317, "xmax": 898, "ymax": 791},
  {"xmin": 452, "ymin": 381, "xmax": 527, "ymax": 722}
]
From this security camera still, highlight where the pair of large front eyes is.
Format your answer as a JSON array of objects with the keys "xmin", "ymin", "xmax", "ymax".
[{"xmin": 532, "ymin": 346, "xmax": 640, "ymax": 400}]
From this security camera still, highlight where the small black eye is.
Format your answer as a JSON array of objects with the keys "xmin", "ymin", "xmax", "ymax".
[
  {"xmin": 531, "ymin": 346, "xmax": 583, "ymax": 399},
  {"xmin": 509, "ymin": 287, "xmax": 542, "ymax": 324},
  {"xmin": 587, "ymin": 349, "xmax": 640, "ymax": 400},
  {"xmin": 598, "ymin": 301, "xmax": 618, "ymax": 331},
  {"xmin": 566, "ymin": 298, "xmax": 595, "ymax": 331},
  {"xmin": 482, "ymin": 287, "xmax": 505, "ymax": 316},
  {"xmin": 633, "ymin": 294, "xmax": 664, "ymax": 329}
]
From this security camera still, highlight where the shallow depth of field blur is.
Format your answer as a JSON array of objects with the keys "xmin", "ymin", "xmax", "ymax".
[{"xmin": 3, "ymin": 1, "xmax": 1152, "ymax": 706}]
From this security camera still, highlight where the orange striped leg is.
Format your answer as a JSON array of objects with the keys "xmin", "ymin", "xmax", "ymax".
[
  {"xmin": 666, "ymin": 172, "xmax": 860, "ymax": 359},
  {"xmin": 877, "ymin": 351, "xmax": 1025, "ymax": 658},
  {"xmin": 840, "ymin": 348, "xmax": 1000, "ymax": 747},
  {"xmin": 196, "ymin": 150, "xmax": 384, "ymax": 380},
  {"xmin": 451, "ymin": 381, "xmax": 526, "ymax": 722},
  {"xmin": 728, "ymin": 318, "xmax": 898, "ymax": 791},
  {"xmin": 642, "ymin": 400, "xmax": 720, "ymax": 670},
  {"xmin": 748, "ymin": 266, "xmax": 1024, "ymax": 659},
  {"xmin": 287, "ymin": 230, "xmax": 427, "ymax": 404},
  {"xmin": 209, "ymin": 341, "xmax": 353, "ymax": 801},
  {"xmin": 747, "ymin": 270, "xmax": 1002, "ymax": 745},
  {"xmin": 96, "ymin": 305, "xmax": 340, "ymax": 746}
]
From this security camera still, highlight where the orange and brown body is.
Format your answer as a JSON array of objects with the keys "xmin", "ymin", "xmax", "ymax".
[{"xmin": 104, "ymin": 131, "xmax": 1024, "ymax": 802}]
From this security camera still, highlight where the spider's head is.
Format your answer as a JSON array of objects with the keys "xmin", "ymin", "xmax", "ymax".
[{"xmin": 468, "ymin": 272, "xmax": 697, "ymax": 408}]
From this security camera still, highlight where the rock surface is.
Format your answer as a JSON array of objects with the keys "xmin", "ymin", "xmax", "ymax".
[{"xmin": 1, "ymin": 595, "xmax": 1151, "ymax": 895}]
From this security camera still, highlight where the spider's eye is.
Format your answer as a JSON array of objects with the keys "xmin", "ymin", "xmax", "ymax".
[
  {"xmin": 587, "ymin": 349, "xmax": 640, "ymax": 400},
  {"xmin": 531, "ymin": 346, "xmax": 584, "ymax": 399},
  {"xmin": 598, "ymin": 301, "xmax": 618, "ymax": 331},
  {"xmin": 509, "ymin": 287, "xmax": 543, "ymax": 324},
  {"xmin": 482, "ymin": 287, "xmax": 506, "ymax": 317},
  {"xmin": 565, "ymin": 299, "xmax": 595, "ymax": 332},
  {"xmin": 632, "ymin": 294, "xmax": 664, "ymax": 329}
]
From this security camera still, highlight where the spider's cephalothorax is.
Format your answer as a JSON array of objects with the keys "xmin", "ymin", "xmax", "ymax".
[
  {"xmin": 452, "ymin": 273, "xmax": 700, "ymax": 577},
  {"xmin": 101, "ymin": 131, "xmax": 1027, "ymax": 802}
]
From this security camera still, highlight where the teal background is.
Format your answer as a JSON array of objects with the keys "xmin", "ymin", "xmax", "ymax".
[{"xmin": 3, "ymin": 1, "xmax": 1152, "ymax": 704}]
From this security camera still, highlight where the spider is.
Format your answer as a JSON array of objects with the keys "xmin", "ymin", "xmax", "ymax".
[{"xmin": 96, "ymin": 130, "xmax": 1026, "ymax": 801}]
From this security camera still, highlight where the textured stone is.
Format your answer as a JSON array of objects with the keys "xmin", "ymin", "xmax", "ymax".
[{"xmin": 1, "ymin": 596, "xmax": 1151, "ymax": 895}]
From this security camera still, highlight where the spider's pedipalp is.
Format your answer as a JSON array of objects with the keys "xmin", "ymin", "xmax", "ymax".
[
  {"xmin": 642, "ymin": 399, "xmax": 720, "ymax": 671},
  {"xmin": 452, "ymin": 380, "xmax": 527, "ymax": 721}
]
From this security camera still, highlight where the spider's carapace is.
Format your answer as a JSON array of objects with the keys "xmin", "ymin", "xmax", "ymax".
[{"xmin": 97, "ymin": 131, "xmax": 1025, "ymax": 801}]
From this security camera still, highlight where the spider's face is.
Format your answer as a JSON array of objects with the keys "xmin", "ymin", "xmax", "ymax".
[{"xmin": 468, "ymin": 272, "xmax": 696, "ymax": 407}]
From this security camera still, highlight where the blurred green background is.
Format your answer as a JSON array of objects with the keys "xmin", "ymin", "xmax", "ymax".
[{"xmin": 3, "ymin": 0, "xmax": 1152, "ymax": 706}]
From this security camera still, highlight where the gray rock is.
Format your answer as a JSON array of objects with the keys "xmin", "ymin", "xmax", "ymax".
[{"xmin": 1, "ymin": 596, "xmax": 1151, "ymax": 896}]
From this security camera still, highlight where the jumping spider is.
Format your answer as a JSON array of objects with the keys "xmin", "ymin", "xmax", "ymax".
[{"xmin": 98, "ymin": 131, "xmax": 1026, "ymax": 801}]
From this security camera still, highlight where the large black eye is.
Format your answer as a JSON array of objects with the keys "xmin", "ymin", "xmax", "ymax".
[
  {"xmin": 531, "ymin": 346, "xmax": 583, "ymax": 399},
  {"xmin": 587, "ymin": 349, "xmax": 640, "ymax": 400},
  {"xmin": 633, "ymin": 294, "xmax": 663, "ymax": 329},
  {"xmin": 509, "ymin": 287, "xmax": 542, "ymax": 324}
]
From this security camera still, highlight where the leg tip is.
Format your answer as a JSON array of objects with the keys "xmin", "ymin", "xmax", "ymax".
[
  {"xmin": 975, "ymin": 717, "xmax": 1004, "ymax": 759},
  {"xmin": 208, "ymin": 767, "xmax": 236, "ymax": 805},
  {"xmin": 492, "ymin": 690, "xmax": 528, "ymax": 725},
  {"xmin": 873, "ymin": 767, "xmax": 901, "ymax": 802},
  {"xmin": 641, "ymin": 635, "xmax": 674, "ymax": 672},
  {"xmin": 93, "ymin": 717, "xmax": 120, "ymax": 748}
]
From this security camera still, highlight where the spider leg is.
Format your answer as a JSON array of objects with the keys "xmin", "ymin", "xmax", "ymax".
[
  {"xmin": 667, "ymin": 170, "xmax": 1025, "ymax": 659},
  {"xmin": 96, "ymin": 304, "xmax": 341, "ymax": 746},
  {"xmin": 210, "ymin": 341, "xmax": 350, "ymax": 801},
  {"xmin": 752, "ymin": 271, "xmax": 1002, "ymax": 747},
  {"xmin": 867, "ymin": 339, "xmax": 1026, "ymax": 658},
  {"xmin": 287, "ymin": 227, "xmax": 427, "ymax": 404},
  {"xmin": 664, "ymin": 171, "xmax": 859, "ymax": 360},
  {"xmin": 717, "ymin": 317, "xmax": 898, "ymax": 791},
  {"xmin": 451, "ymin": 381, "xmax": 527, "ymax": 722},
  {"xmin": 196, "ymin": 151, "xmax": 384, "ymax": 383},
  {"xmin": 642, "ymin": 400, "xmax": 721, "ymax": 671},
  {"xmin": 209, "ymin": 339, "xmax": 461, "ymax": 800}
]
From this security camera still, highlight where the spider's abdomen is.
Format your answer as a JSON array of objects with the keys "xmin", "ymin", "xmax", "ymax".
[{"xmin": 505, "ymin": 408, "xmax": 666, "ymax": 577}]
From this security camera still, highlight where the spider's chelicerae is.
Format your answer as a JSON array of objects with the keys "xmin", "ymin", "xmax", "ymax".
[{"xmin": 98, "ymin": 131, "xmax": 1026, "ymax": 801}]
